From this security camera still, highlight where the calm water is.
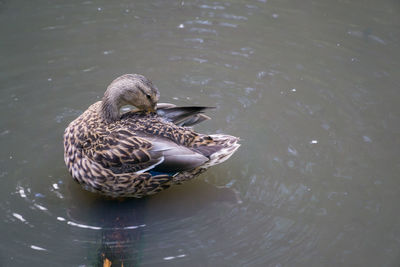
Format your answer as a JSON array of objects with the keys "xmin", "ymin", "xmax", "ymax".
[{"xmin": 1, "ymin": 0, "xmax": 400, "ymax": 266}]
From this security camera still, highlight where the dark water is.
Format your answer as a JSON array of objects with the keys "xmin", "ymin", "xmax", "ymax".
[{"xmin": 1, "ymin": 0, "xmax": 400, "ymax": 266}]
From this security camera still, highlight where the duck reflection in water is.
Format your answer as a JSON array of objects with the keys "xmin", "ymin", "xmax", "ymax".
[{"xmin": 66, "ymin": 179, "xmax": 239, "ymax": 266}]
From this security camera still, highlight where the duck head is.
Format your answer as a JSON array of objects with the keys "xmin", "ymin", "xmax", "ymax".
[{"xmin": 101, "ymin": 74, "xmax": 160, "ymax": 122}]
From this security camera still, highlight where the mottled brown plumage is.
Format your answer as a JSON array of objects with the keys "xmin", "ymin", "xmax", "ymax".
[{"xmin": 63, "ymin": 74, "xmax": 240, "ymax": 197}]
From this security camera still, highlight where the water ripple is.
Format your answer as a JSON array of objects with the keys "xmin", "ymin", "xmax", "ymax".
[
  {"xmin": 199, "ymin": 4, "xmax": 225, "ymax": 10},
  {"xmin": 189, "ymin": 27, "xmax": 217, "ymax": 34},
  {"xmin": 220, "ymin": 13, "xmax": 248, "ymax": 21}
]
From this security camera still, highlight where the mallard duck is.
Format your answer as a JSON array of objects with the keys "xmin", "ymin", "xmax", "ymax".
[{"xmin": 64, "ymin": 74, "xmax": 240, "ymax": 197}]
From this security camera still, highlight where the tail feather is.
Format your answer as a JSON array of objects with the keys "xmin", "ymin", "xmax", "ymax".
[
  {"xmin": 201, "ymin": 134, "xmax": 240, "ymax": 168},
  {"xmin": 171, "ymin": 134, "xmax": 240, "ymax": 184}
]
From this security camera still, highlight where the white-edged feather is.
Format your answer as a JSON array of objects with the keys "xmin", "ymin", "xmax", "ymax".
[{"xmin": 135, "ymin": 156, "xmax": 165, "ymax": 174}]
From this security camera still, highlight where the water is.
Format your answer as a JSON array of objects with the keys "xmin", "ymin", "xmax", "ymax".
[{"xmin": 1, "ymin": 0, "xmax": 400, "ymax": 266}]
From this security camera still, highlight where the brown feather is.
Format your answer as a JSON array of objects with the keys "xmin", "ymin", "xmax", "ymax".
[{"xmin": 63, "ymin": 74, "xmax": 240, "ymax": 197}]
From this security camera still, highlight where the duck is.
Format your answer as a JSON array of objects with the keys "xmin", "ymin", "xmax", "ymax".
[{"xmin": 63, "ymin": 74, "xmax": 240, "ymax": 197}]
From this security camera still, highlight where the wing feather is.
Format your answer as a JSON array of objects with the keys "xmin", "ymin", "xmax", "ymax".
[
  {"xmin": 146, "ymin": 137, "xmax": 208, "ymax": 173},
  {"xmin": 156, "ymin": 104, "xmax": 214, "ymax": 127},
  {"xmin": 85, "ymin": 128, "xmax": 163, "ymax": 175}
]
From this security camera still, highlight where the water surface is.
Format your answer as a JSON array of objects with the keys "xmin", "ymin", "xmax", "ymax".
[{"xmin": 1, "ymin": 0, "xmax": 400, "ymax": 266}]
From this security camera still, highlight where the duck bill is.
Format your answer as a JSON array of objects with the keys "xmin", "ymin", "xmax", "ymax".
[{"xmin": 148, "ymin": 105, "xmax": 157, "ymax": 113}]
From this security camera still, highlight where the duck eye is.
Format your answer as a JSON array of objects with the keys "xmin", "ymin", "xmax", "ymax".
[{"xmin": 146, "ymin": 94, "xmax": 151, "ymax": 100}]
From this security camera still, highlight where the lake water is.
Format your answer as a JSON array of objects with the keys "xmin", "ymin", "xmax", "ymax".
[{"xmin": 1, "ymin": 0, "xmax": 400, "ymax": 266}]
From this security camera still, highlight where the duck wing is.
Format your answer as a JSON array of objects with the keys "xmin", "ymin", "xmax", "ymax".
[
  {"xmin": 146, "ymin": 137, "xmax": 209, "ymax": 173},
  {"xmin": 156, "ymin": 103, "xmax": 214, "ymax": 127},
  {"xmin": 86, "ymin": 129, "xmax": 165, "ymax": 175},
  {"xmin": 86, "ymin": 127, "xmax": 208, "ymax": 176}
]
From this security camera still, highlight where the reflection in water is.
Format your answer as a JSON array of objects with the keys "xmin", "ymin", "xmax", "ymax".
[
  {"xmin": 65, "ymin": 179, "xmax": 238, "ymax": 266},
  {"xmin": 67, "ymin": 195, "xmax": 147, "ymax": 266}
]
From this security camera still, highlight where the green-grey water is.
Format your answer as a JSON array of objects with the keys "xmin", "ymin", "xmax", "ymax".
[{"xmin": 1, "ymin": 0, "xmax": 400, "ymax": 266}]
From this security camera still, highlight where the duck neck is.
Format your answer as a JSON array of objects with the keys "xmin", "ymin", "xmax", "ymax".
[{"xmin": 100, "ymin": 94, "xmax": 121, "ymax": 123}]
